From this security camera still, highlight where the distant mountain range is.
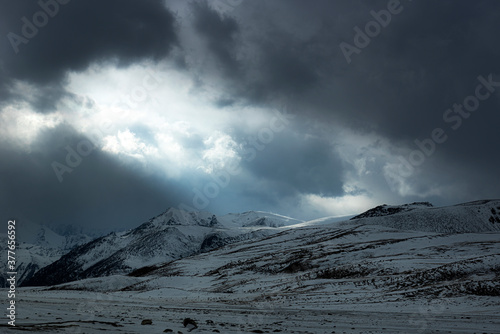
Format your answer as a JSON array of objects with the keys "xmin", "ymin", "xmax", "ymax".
[
  {"xmin": 35, "ymin": 198, "xmax": 499, "ymax": 330},
  {"xmin": 21, "ymin": 209, "xmax": 302, "ymax": 287},
  {"xmin": 20, "ymin": 199, "xmax": 500, "ymax": 289},
  {"xmin": 0, "ymin": 223, "xmax": 93, "ymax": 287}
]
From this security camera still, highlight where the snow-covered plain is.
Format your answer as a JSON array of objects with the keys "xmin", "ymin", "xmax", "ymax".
[
  {"xmin": 5, "ymin": 200, "xmax": 500, "ymax": 333},
  {"xmin": 7, "ymin": 287, "xmax": 500, "ymax": 333}
]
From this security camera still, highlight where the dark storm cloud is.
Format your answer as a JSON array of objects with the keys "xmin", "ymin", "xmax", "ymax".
[
  {"xmin": 2, "ymin": 0, "xmax": 500, "ymax": 233},
  {"xmin": 327, "ymin": 0, "xmax": 500, "ymax": 139},
  {"xmin": 0, "ymin": 124, "xmax": 194, "ymax": 233},
  {"xmin": 190, "ymin": 1, "xmax": 240, "ymax": 75},
  {"xmin": 251, "ymin": 35, "xmax": 320, "ymax": 99},
  {"xmin": 184, "ymin": 0, "xmax": 500, "ymax": 204},
  {"xmin": 0, "ymin": 0, "xmax": 186, "ymax": 231},
  {"xmin": 208, "ymin": 0, "xmax": 500, "ymax": 139},
  {"xmin": 0, "ymin": 0, "xmax": 177, "ymax": 111},
  {"xmin": 240, "ymin": 131, "xmax": 343, "ymax": 198},
  {"xmin": 344, "ymin": 0, "xmax": 500, "ymax": 201}
]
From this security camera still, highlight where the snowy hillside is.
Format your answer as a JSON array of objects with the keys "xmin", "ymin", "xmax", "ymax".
[
  {"xmin": 15, "ymin": 201, "xmax": 500, "ymax": 333},
  {"xmin": 126, "ymin": 222, "xmax": 500, "ymax": 304},
  {"xmin": 350, "ymin": 201, "xmax": 434, "ymax": 219},
  {"xmin": 22, "ymin": 208, "xmax": 299, "ymax": 287},
  {"xmin": 24, "ymin": 201, "xmax": 500, "ymax": 288},
  {"xmin": 348, "ymin": 199, "xmax": 500, "ymax": 233}
]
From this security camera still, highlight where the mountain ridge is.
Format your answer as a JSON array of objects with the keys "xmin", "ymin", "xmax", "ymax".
[
  {"xmin": 347, "ymin": 199, "xmax": 500, "ymax": 233},
  {"xmin": 22, "ymin": 200, "xmax": 500, "ymax": 287},
  {"xmin": 21, "ymin": 209, "xmax": 297, "ymax": 287}
]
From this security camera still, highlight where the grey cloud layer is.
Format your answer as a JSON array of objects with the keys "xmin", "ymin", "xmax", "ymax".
[
  {"xmin": 1, "ymin": 0, "xmax": 500, "ymax": 231},
  {"xmin": 187, "ymin": 0, "xmax": 500, "ymax": 200},
  {"xmin": 0, "ymin": 0, "xmax": 181, "ymax": 231},
  {"xmin": 0, "ymin": 0, "xmax": 177, "ymax": 110},
  {"xmin": 0, "ymin": 124, "xmax": 194, "ymax": 232}
]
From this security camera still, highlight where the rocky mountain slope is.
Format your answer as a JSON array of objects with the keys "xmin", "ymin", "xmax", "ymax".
[
  {"xmin": 28, "ymin": 200, "xmax": 500, "ymax": 333},
  {"xmin": 22, "ymin": 208, "xmax": 298, "ymax": 287},
  {"xmin": 22, "ymin": 200, "xmax": 500, "ymax": 290},
  {"xmin": 116, "ymin": 200, "xmax": 500, "ymax": 304},
  {"xmin": 348, "ymin": 199, "xmax": 500, "ymax": 233},
  {"xmin": 350, "ymin": 201, "xmax": 434, "ymax": 219}
]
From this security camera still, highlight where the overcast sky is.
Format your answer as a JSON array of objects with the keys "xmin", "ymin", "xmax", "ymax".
[{"xmin": 1, "ymin": 0, "xmax": 499, "ymax": 233}]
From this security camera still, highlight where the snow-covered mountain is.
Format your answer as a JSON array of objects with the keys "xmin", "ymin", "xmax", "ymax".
[
  {"xmin": 347, "ymin": 199, "xmax": 500, "ymax": 233},
  {"xmin": 0, "ymin": 223, "xmax": 93, "ymax": 287},
  {"xmin": 23, "ymin": 200, "xmax": 500, "ymax": 290},
  {"xmin": 23, "ymin": 200, "xmax": 500, "ymax": 333},
  {"xmin": 114, "ymin": 221, "xmax": 500, "ymax": 303},
  {"xmin": 350, "ymin": 201, "xmax": 434, "ymax": 219},
  {"xmin": 219, "ymin": 211, "xmax": 304, "ymax": 228},
  {"xmin": 22, "ymin": 208, "xmax": 299, "ymax": 287}
]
